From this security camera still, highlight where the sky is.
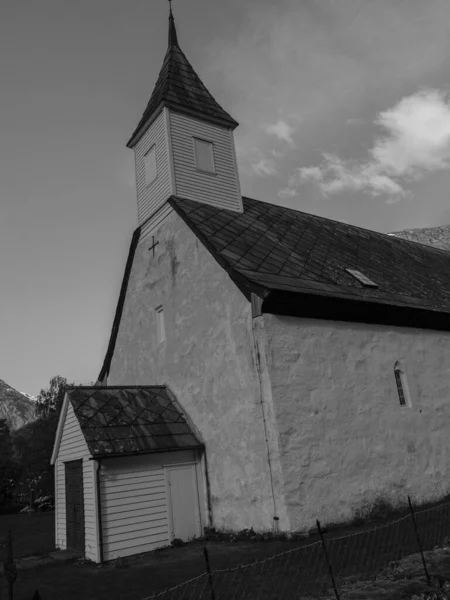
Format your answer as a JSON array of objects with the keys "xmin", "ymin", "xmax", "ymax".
[{"xmin": 2, "ymin": 0, "xmax": 450, "ymax": 396}]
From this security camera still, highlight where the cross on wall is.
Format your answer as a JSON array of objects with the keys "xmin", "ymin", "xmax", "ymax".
[{"xmin": 149, "ymin": 236, "xmax": 159, "ymax": 257}]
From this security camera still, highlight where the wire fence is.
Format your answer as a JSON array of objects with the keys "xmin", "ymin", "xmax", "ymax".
[{"xmin": 143, "ymin": 496, "xmax": 450, "ymax": 600}]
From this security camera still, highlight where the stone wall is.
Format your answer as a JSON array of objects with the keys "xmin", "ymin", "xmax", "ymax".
[
  {"xmin": 263, "ymin": 314, "xmax": 450, "ymax": 532},
  {"xmin": 107, "ymin": 209, "xmax": 281, "ymax": 531}
]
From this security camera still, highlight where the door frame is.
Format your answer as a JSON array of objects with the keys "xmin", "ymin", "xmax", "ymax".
[
  {"xmin": 164, "ymin": 462, "xmax": 202, "ymax": 542},
  {"xmin": 65, "ymin": 459, "xmax": 85, "ymax": 554}
]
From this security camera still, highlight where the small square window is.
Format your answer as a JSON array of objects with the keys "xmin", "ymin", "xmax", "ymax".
[
  {"xmin": 155, "ymin": 306, "xmax": 165, "ymax": 343},
  {"xmin": 194, "ymin": 138, "xmax": 215, "ymax": 173},
  {"xmin": 144, "ymin": 145, "xmax": 157, "ymax": 186}
]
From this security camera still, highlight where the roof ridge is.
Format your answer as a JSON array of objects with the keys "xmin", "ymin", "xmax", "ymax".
[{"xmin": 240, "ymin": 196, "xmax": 450, "ymax": 256}]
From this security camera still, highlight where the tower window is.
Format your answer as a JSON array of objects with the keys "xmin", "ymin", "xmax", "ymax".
[
  {"xmin": 144, "ymin": 145, "xmax": 157, "ymax": 186},
  {"xmin": 194, "ymin": 138, "xmax": 215, "ymax": 173},
  {"xmin": 155, "ymin": 305, "xmax": 165, "ymax": 343},
  {"xmin": 394, "ymin": 361, "xmax": 411, "ymax": 407}
]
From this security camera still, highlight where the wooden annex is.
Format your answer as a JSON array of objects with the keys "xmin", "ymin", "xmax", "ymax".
[{"xmin": 50, "ymin": 386, "xmax": 205, "ymax": 562}]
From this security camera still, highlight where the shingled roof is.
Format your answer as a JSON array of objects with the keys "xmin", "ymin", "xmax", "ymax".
[
  {"xmin": 66, "ymin": 385, "xmax": 203, "ymax": 458},
  {"xmin": 97, "ymin": 194, "xmax": 450, "ymax": 382},
  {"xmin": 169, "ymin": 195, "xmax": 450, "ymax": 317},
  {"xmin": 127, "ymin": 10, "xmax": 238, "ymax": 148}
]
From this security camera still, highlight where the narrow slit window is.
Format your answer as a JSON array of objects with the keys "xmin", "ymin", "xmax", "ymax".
[
  {"xmin": 144, "ymin": 145, "xmax": 157, "ymax": 186},
  {"xmin": 194, "ymin": 138, "xmax": 215, "ymax": 173},
  {"xmin": 394, "ymin": 361, "xmax": 411, "ymax": 407},
  {"xmin": 155, "ymin": 306, "xmax": 165, "ymax": 343}
]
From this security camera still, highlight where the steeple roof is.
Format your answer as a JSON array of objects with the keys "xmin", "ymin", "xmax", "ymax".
[{"xmin": 127, "ymin": 9, "xmax": 238, "ymax": 148}]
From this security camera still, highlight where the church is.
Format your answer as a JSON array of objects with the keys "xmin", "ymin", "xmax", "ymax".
[{"xmin": 51, "ymin": 9, "xmax": 450, "ymax": 563}]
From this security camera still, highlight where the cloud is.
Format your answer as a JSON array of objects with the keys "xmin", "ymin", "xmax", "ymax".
[
  {"xmin": 251, "ymin": 158, "xmax": 278, "ymax": 176},
  {"xmin": 264, "ymin": 119, "xmax": 296, "ymax": 146},
  {"xmin": 208, "ymin": 0, "xmax": 450, "ymax": 197},
  {"xmin": 278, "ymin": 187, "xmax": 297, "ymax": 199},
  {"xmin": 282, "ymin": 89, "xmax": 450, "ymax": 199}
]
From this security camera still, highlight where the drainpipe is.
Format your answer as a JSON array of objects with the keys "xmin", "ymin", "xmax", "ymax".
[
  {"xmin": 250, "ymin": 293, "xmax": 279, "ymax": 532},
  {"xmin": 202, "ymin": 451, "xmax": 214, "ymax": 529},
  {"xmin": 96, "ymin": 459, "xmax": 104, "ymax": 564}
]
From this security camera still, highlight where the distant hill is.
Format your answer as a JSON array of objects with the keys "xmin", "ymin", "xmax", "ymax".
[
  {"xmin": 389, "ymin": 224, "xmax": 450, "ymax": 251},
  {"xmin": 0, "ymin": 379, "xmax": 37, "ymax": 431}
]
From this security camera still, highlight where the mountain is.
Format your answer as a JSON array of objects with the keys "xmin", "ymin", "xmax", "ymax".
[
  {"xmin": 389, "ymin": 224, "xmax": 450, "ymax": 251},
  {"xmin": 0, "ymin": 379, "xmax": 37, "ymax": 431}
]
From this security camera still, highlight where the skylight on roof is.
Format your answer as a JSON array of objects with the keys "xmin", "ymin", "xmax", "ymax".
[{"xmin": 345, "ymin": 268, "xmax": 378, "ymax": 288}]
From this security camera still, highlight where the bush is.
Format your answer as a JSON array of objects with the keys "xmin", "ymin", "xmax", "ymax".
[{"xmin": 34, "ymin": 495, "xmax": 54, "ymax": 511}]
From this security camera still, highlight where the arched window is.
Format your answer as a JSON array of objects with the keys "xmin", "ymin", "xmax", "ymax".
[{"xmin": 394, "ymin": 361, "xmax": 411, "ymax": 407}]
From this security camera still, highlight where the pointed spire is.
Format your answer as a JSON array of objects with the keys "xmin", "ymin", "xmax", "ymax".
[
  {"xmin": 168, "ymin": 2, "xmax": 178, "ymax": 48},
  {"xmin": 126, "ymin": 1, "xmax": 238, "ymax": 147}
]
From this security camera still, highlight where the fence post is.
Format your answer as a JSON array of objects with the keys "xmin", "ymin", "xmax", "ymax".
[
  {"xmin": 408, "ymin": 495, "xmax": 431, "ymax": 587},
  {"xmin": 203, "ymin": 546, "xmax": 216, "ymax": 600},
  {"xmin": 317, "ymin": 519, "xmax": 340, "ymax": 600},
  {"xmin": 3, "ymin": 529, "xmax": 17, "ymax": 600}
]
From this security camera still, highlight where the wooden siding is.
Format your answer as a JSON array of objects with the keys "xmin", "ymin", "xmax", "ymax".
[
  {"xmin": 55, "ymin": 403, "xmax": 98, "ymax": 561},
  {"xmin": 100, "ymin": 459, "xmax": 168, "ymax": 560},
  {"xmin": 140, "ymin": 202, "xmax": 174, "ymax": 243},
  {"xmin": 134, "ymin": 109, "xmax": 172, "ymax": 227},
  {"xmin": 170, "ymin": 112, "xmax": 243, "ymax": 213},
  {"xmin": 99, "ymin": 451, "xmax": 198, "ymax": 561}
]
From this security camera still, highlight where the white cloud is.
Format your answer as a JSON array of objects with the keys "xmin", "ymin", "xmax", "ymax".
[
  {"xmin": 278, "ymin": 187, "xmax": 297, "ymax": 199},
  {"xmin": 264, "ymin": 119, "xmax": 296, "ymax": 146},
  {"xmin": 251, "ymin": 158, "xmax": 278, "ymax": 176},
  {"xmin": 270, "ymin": 149, "xmax": 284, "ymax": 158},
  {"xmin": 208, "ymin": 1, "xmax": 450, "ymax": 198},
  {"xmin": 284, "ymin": 89, "xmax": 450, "ymax": 199},
  {"xmin": 297, "ymin": 166, "xmax": 323, "ymax": 182}
]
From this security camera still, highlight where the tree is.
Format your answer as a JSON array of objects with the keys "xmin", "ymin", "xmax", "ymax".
[
  {"xmin": 35, "ymin": 375, "xmax": 68, "ymax": 420},
  {"xmin": 13, "ymin": 375, "xmax": 73, "ymax": 502},
  {"xmin": 0, "ymin": 419, "xmax": 21, "ymax": 505}
]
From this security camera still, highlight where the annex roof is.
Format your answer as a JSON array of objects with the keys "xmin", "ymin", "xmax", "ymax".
[
  {"xmin": 66, "ymin": 385, "xmax": 203, "ymax": 458},
  {"xmin": 127, "ymin": 10, "xmax": 238, "ymax": 148},
  {"xmin": 169, "ymin": 195, "xmax": 450, "ymax": 316}
]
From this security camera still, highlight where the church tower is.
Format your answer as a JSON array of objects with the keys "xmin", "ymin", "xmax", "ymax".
[{"xmin": 127, "ymin": 8, "xmax": 243, "ymax": 235}]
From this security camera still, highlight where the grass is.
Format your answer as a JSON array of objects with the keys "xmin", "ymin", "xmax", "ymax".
[
  {"xmin": 2, "ymin": 501, "xmax": 450, "ymax": 600},
  {"xmin": 0, "ymin": 511, "xmax": 55, "ymax": 558},
  {"xmin": 1, "ymin": 535, "xmax": 322, "ymax": 600}
]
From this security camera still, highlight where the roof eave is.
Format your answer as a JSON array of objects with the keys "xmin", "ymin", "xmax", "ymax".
[
  {"xmin": 263, "ymin": 289, "xmax": 450, "ymax": 332},
  {"xmin": 127, "ymin": 102, "xmax": 238, "ymax": 149},
  {"xmin": 88, "ymin": 444, "xmax": 205, "ymax": 461},
  {"xmin": 66, "ymin": 385, "xmax": 167, "ymax": 391},
  {"xmin": 98, "ymin": 227, "xmax": 142, "ymax": 382},
  {"xmin": 50, "ymin": 392, "xmax": 70, "ymax": 465},
  {"xmin": 126, "ymin": 103, "xmax": 166, "ymax": 149}
]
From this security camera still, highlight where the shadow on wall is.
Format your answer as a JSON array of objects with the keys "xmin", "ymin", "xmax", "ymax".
[{"xmin": 332, "ymin": 493, "xmax": 450, "ymax": 532}]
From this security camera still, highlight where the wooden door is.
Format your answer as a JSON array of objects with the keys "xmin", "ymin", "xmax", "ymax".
[
  {"xmin": 167, "ymin": 464, "xmax": 200, "ymax": 542},
  {"xmin": 65, "ymin": 460, "xmax": 85, "ymax": 554}
]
